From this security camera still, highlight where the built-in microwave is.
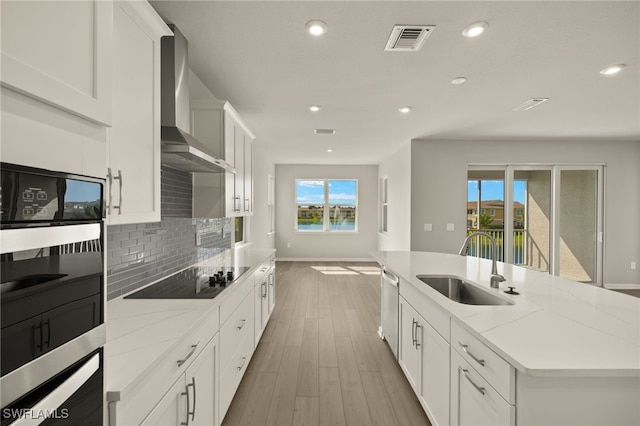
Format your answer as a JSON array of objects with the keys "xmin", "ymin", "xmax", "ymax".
[{"xmin": 0, "ymin": 163, "xmax": 106, "ymax": 423}]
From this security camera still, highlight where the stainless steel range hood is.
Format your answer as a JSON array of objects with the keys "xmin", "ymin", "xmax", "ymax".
[{"xmin": 160, "ymin": 25, "xmax": 234, "ymax": 173}]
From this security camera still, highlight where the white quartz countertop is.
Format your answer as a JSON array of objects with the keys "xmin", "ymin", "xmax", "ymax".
[
  {"xmin": 372, "ymin": 251, "xmax": 640, "ymax": 377},
  {"xmin": 105, "ymin": 248, "xmax": 275, "ymax": 399}
]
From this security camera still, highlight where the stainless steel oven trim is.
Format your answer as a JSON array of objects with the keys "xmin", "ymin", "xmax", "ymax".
[
  {"xmin": 10, "ymin": 352, "xmax": 100, "ymax": 426},
  {"xmin": 0, "ymin": 325, "xmax": 105, "ymax": 407},
  {"xmin": 0, "ymin": 223, "xmax": 101, "ymax": 255}
]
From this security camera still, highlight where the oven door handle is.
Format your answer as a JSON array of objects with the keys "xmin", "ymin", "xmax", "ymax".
[{"xmin": 10, "ymin": 353, "xmax": 100, "ymax": 426}]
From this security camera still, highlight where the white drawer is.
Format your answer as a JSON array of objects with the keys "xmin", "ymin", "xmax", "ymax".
[
  {"xmin": 220, "ymin": 291, "xmax": 254, "ymax": 372},
  {"xmin": 219, "ymin": 327, "xmax": 254, "ymax": 418},
  {"xmin": 451, "ymin": 320, "xmax": 515, "ymax": 404},
  {"xmin": 254, "ymin": 259, "xmax": 271, "ymax": 285},
  {"xmin": 400, "ymin": 277, "xmax": 450, "ymax": 342},
  {"xmin": 220, "ymin": 273, "xmax": 254, "ymax": 324},
  {"xmin": 451, "ymin": 349, "xmax": 515, "ymax": 426}
]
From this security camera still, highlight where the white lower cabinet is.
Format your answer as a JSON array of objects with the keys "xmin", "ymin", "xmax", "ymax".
[
  {"xmin": 142, "ymin": 334, "xmax": 218, "ymax": 426},
  {"xmin": 420, "ymin": 318, "xmax": 450, "ymax": 426},
  {"xmin": 398, "ymin": 296, "xmax": 420, "ymax": 391},
  {"xmin": 253, "ymin": 259, "xmax": 275, "ymax": 346},
  {"xmin": 398, "ymin": 295, "xmax": 450, "ymax": 426},
  {"xmin": 450, "ymin": 349, "xmax": 515, "ymax": 426},
  {"xmin": 219, "ymin": 276, "xmax": 257, "ymax": 420}
]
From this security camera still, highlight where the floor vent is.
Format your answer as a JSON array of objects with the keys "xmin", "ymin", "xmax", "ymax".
[
  {"xmin": 384, "ymin": 25, "xmax": 435, "ymax": 51},
  {"xmin": 513, "ymin": 98, "xmax": 549, "ymax": 111}
]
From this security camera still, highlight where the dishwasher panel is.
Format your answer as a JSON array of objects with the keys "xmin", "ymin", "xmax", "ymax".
[{"xmin": 380, "ymin": 268, "xmax": 399, "ymax": 359}]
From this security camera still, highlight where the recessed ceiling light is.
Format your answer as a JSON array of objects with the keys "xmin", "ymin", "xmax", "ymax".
[
  {"xmin": 327, "ymin": 148, "xmax": 333, "ymax": 153},
  {"xmin": 398, "ymin": 106, "xmax": 412, "ymax": 114},
  {"xmin": 309, "ymin": 105, "xmax": 321, "ymax": 112},
  {"xmin": 600, "ymin": 64, "xmax": 626, "ymax": 75},
  {"xmin": 462, "ymin": 21, "xmax": 488, "ymax": 38},
  {"xmin": 306, "ymin": 20, "xmax": 327, "ymax": 36},
  {"xmin": 451, "ymin": 77, "xmax": 467, "ymax": 85}
]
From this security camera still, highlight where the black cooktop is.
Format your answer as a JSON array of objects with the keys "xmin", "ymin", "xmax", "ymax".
[{"xmin": 125, "ymin": 266, "xmax": 250, "ymax": 299}]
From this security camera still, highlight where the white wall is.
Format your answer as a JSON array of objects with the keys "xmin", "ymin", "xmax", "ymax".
[
  {"xmin": 377, "ymin": 142, "xmax": 411, "ymax": 251},
  {"xmin": 250, "ymin": 141, "xmax": 275, "ymax": 249},
  {"xmin": 408, "ymin": 139, "xmax": 640, "ymax": 286},
  {"xmin": 275, "ymin": 164, "xmax": 378, "ymax": 260}
]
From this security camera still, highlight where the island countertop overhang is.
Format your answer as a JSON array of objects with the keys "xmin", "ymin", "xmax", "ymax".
[{"xmin": 371, "ymin": 250, "xmax": 640, "ymax": 378}]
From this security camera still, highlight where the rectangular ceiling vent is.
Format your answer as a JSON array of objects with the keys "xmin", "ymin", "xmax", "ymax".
[
  {"xmin": 513, "ymin": 98, "xmax": 550, "ymax": 111},
  {"xmin": 384, "ymin": 25, "xmax": 435, "ymax": 51},
  {"xmin": 314, "ymin": 129, "xmax": 336, "ymax": 135}
]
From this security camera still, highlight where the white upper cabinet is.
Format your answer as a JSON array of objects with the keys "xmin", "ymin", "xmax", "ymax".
[
  {"xmin": 107, "ymin": 0, "xmax": 171, "ymax": 224},
  {"xmin": 192, "ymin": 101, "xmax": 255, "ymax": 218},
  {"xmin": 1, "ymin": 0, "xmax": 112, "ymax": 126}
]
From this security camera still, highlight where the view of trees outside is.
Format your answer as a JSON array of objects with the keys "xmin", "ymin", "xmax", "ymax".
[
  {"xmin": 296, "ymin": 179, "xmax": 357, "ymax": 231},
  {"xmin": 467, "ymin": 179, "xmax": 526, "ymax": 263}
]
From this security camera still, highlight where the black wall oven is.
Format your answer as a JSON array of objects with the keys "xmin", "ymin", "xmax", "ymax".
[{"xmin": 1, "ymin": 163, "xmax": 105, "ymax": 425}]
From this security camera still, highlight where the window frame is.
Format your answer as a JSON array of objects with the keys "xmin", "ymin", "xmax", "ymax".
[{"xmin": 295, "ymin": 178, "xmax": 359, "ymax": 233}]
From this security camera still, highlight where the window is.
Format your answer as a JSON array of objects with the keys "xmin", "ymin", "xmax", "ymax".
[
  {"xmin": 234, "ymin": 216, "xmax": 245, "ymax": 244},
  {"xmin": 490, "ymin": 209, "xmax": 496, "ymax": 216},
  {"xmin": 296, "ymin": 179, "xmax": 357, "ymax": 232}
]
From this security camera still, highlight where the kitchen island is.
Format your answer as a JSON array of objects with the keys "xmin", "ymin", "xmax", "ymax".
[{"xmin": 372, "ymin": 251, "xmax": 639, "ymax": 426}]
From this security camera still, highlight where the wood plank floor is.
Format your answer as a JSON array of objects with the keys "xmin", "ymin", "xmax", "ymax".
[{"xmin": 222, "ymin": 261, "xmax": 430, "ymax": 426}]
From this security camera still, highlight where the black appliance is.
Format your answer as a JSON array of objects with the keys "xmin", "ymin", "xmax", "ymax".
[
  {"xmin": 125, "ymin": 266, "xmax": 250, "ymax": 299},
  {"xmin": 0, "ymin": 163, "xmax": 105, "ymax": 425}
]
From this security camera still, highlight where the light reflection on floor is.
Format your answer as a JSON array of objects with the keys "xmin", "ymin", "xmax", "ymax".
[{"xmin": 311, "ymin": 265, "xmax": 381, "ymax": 275}]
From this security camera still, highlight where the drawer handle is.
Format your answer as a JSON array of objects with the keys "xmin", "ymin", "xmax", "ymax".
[
  {"xmin": 460, "ymin": 368, "xmax": 486, "ymax": 395},
  {"xmin": 181, "ymin": 377, "xmax": 196, "ymax": 425},
  {"xmin": 459, "ymin": 342, "xmax": 485, "ymax": 367},
  {"xmin": 237, "ymin": 356, "xmax": 247, "ymax": 371},
  {"xmin": 237, "ymin": 319, "xmax": 247, "ymax": 330},
  {"xmin": 177, "ymin": 343, "xmax": 199, "ymax": 367}
]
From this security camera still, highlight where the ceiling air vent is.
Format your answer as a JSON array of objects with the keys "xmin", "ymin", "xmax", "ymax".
[
  {"xmin": 513, "ymin": 98, "xmax": 549, "ymax": 111},
  {"xmin": 384, "ymin": 25, "xmax": 435, "ymax": 51},
  {"xmin": 314, "ymin": 129, "xmax": 336, "ymax": 135}
]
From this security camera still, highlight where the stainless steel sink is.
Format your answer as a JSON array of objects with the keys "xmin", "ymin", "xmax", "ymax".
[{"xmin": 416, "ymin": 275, "xmax": 514, "ymax": 306}]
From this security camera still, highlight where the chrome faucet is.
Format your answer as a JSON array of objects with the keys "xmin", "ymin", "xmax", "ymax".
[{"xmin": 459, "ymin": 231, "xmax": 506, "ymax": 288}]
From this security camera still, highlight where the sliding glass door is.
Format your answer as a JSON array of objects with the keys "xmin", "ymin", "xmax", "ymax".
[
  {"xmin": 467, "ymin": 165, "xmax": 603, "ymax": 285},
  {"xmin": 555, "ymin": 167, "xmax": 602, "ymax": 283}
]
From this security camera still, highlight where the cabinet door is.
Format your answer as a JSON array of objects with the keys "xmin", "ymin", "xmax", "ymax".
[
  {"xmin": 223, "ymin": 115, "xmax": 238, "ymax": 216},
  {"xmin": 140, "ymin": 373, "xmax": 186, "ymax": 425},
  {"xmin": 234, "ymin": 126, "xmax": 245, "ymax": 216},
  {"xmin": 450, "ymin": 350, "xmax": 515, "ymax": 426},
  {"xmin": 1, "ymin": 0, "xmax": 112, "ymax": 125},
  {"xmin": 254, "ymin": 279, "xmax": 267, "ymax": 346},
  {"xmin": 243, "ymin": 138, "xmax": 253, "ymax": 214},
  {"xmin": 0, "ymin": 315, "xmax": 42, "ymax": 375},
  {"xmin": 192, "ymin": 106, "xmax": 225, "ymax": 218},
  {"xmin": 186, "ymin": 337, "xmax": 217, "ymax": 426},
  {"xmin": 420, "ymin": 319, "xmax": 450, "ymax": 426},
  {"xmin": 267, "ymin": 268, "xmax": 276, "ymax": 316},
  {"xmin": 398, "ymin": 296, "xmax": 420, "ymax": 393},
  {"xmin": 108, "ymin": 1, "xmax": 168, "ymax": 224}
]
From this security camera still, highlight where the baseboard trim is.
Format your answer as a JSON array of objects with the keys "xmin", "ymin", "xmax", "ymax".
[
  {"xmin": 604, "ymin": 283, "xmax": 640, "ymax": 290},
  {"xmin": 276, "ymin": 257, "xmax": 375, "ymax": 262}
]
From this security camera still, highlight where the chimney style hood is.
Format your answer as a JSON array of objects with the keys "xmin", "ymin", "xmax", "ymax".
[{"xmin": 160, "ymin": 25, "xmax": 235, "ymax": 173}]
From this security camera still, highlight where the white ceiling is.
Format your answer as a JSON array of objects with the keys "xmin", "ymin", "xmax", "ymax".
[{"xmin": 150, "ymin": 1, "xmax": 640, "ymax": 165}]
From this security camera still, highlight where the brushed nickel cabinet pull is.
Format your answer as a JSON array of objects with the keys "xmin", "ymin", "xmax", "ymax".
[
  {"xmin": 177, "ymin": 343, "xmax": 199, "ymax": 367},
  {"xmin": 458, "ymin": 342, "xmax": 486, "ymax": 366},
  {"xmin": 461, "ymin": 368, "xmax": 486, "ymax": 395}
]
